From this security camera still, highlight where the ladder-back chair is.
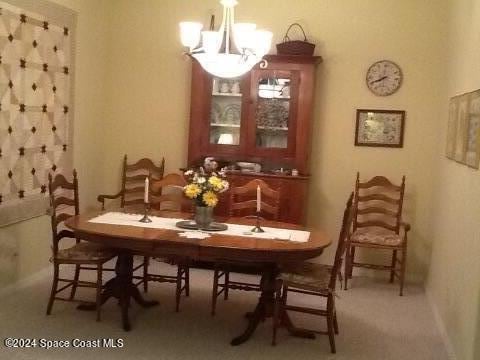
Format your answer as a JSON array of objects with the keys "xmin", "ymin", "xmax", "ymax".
[
  {"xmin": 97, "ymin": 155, "xmax": 164, "ymax": 292},
  {"xmin": 211, "ymin": 179, "xmax": 280, "ymax": 316},
  {"xmin": 46, "ymin": 170, "xmax": 115, "ymax": 321},
  {"xmin": 272, "ymin": 193, "xmax": 354, "ymax": 352},
  {"xmin": 148, "ymin": 173, "xmax": 192, "ymax": 312},
  {"xmin": 344, "ymin": 173, "xmax": 411, "ymax": 295}
]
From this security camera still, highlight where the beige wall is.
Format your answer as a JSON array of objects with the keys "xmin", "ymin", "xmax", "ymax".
[
  {"xmin": 0, "ymin": 0, "xmax": 110, "ymax": 287},
  {"xmin": 426, "ymin": 1, "xmax": 480, "ymax": 359},
  {"xmin": 101, "ymin": 0, "xmax": 447, "ymax": 282}
]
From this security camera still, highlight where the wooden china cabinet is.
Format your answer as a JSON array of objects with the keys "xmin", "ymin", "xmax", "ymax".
[{"xmin": 187, "ymin": 55, "xmax": 322, "ymax": 224}]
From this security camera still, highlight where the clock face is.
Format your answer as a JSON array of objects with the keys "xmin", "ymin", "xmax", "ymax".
[{"xmin": 366, "ymin": 60, "xmax": 402, "ymax": 96}]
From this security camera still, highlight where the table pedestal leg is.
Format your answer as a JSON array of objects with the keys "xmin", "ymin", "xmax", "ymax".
[
  {"xmin": 231, "ymin": 266, "xmax": 275, "ymax": 346},
  {"xmin": 231, "ymin": 265, "xmax": 315, "ymax": 345},
  {"xmin": 77, "ymin": 252, "xmax": 158, "ymax": 331}
]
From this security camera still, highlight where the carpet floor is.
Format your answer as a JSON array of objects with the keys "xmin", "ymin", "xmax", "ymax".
[{"xmin": 0, "ymin": 261, "xmax": 450, "ymax": 360}]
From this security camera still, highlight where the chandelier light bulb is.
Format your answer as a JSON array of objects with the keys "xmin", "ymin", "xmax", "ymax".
[
  {"xmin": 233, "ymin": 23, "xmax": 256, "ymax": 52},
  {"xmin": 179, "ymin": 22, "xmax": 203, "ymax": 51}
]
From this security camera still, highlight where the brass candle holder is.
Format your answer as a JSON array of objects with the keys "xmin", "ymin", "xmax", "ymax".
[
  {"xmin": 251, "ymin": 211, "xmax": 265, "ymax": 233},
  {"xmin": 139, "ymin": 202, "xmax": 152, "ymax": 223}
]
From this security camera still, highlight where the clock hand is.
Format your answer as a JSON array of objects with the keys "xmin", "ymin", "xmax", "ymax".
[{"xmin": 370, "ymin": 76, "xmax": 388, "ymax": 84}]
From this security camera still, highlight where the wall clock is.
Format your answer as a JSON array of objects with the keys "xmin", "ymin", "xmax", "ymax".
[{"xmin": 366, "ymin": 60, "xmax": 403, "ymax": 96}]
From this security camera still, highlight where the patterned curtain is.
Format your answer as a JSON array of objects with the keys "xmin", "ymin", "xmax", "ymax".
[{"xmin": 0, "ymin": 0, "xmax": 75, "ymax": 226}]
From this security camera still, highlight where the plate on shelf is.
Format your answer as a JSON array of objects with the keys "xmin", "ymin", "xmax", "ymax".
[
  {"xmin": 256, "ymin": 99, "xmax": 289, "ymax": 128},
  {"xmin": 222, "ymin": 104, "xmax": 241, "ymax": 125},
  {"xmin": 210, "ymin": 102, "xmax": 222, "ymax": 124}
]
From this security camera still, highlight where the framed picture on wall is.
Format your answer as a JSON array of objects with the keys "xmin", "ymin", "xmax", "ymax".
[{"xmin": 355, "ymin": 109, "xmax": 405, "ymax": 147}]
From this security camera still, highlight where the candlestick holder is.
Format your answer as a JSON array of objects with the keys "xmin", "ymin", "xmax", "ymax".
[
  {"xmin": 251, "ymin": 211, "xmax": 265, "ymax": 233},
  {"xmin": 139, "ymin": 202, "xmax": 152, "ymax": 223}
]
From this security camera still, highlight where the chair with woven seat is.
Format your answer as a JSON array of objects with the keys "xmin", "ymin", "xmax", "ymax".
[
  {"xmin": 211, "ymin": 178, "xmax": 280, "ymax": 316},
  {"xmin": 97, "ymin": 155, "xmax": 164, "ymax": 292},
  {"xmin": 46, "ymin": 170, "xmax": 116, "ymax": 321},
  {"xmin": 344, "ymin": 173, "xmax": 411, "ymax": 296},
  {"xmin": 148, "ymin": 173, "xmax": 192, "ymax": 312},
  {"xmin": 272, "ymin": 192, "xmax": 354, "ymax": 352}
]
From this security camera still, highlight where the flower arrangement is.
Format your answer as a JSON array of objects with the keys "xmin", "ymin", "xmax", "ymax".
[{"xmin": 183, "ymin": 167, "xmax": 229, "ymax": 207}]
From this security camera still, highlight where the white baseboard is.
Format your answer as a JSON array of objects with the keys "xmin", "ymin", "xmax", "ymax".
[
  {"xmin": 425, "ymin": 287, "xmax": 457, "ymax": 360},
  {"xmin": 0, "ymin": 266, "xmax": 50, "ymax": 299}
]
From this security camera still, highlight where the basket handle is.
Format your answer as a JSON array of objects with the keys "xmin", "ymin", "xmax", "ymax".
[{"xmin": 283, "ymin": 23, "xmax": 308, "ymax": 42}]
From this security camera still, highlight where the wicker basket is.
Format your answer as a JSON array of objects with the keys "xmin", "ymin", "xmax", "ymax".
[{"xmin": 276, "ymin": 23, "xmax": 315, "ymax": 56}]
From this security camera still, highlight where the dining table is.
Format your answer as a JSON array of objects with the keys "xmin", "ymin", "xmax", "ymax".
[{"xmin": 64, "ymin": 209, "xmax": 330, "ymax": 345}]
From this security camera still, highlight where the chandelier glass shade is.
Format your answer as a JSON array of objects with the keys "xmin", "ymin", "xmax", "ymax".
[{"xmin": 179, "ymin": 0, "xmax": 272, "ymax": 78}]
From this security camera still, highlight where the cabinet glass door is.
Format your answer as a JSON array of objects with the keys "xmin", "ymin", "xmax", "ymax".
[
  {"xmin": 209, "ymin": 77, "xmax": 242, "ymax": 146},
  {"xmin": 255, "ymin": 76, "xmax": 292, "ymax": 149}
]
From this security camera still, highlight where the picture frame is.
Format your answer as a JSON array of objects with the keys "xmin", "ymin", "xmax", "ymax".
[
  {"xmin": 355, "ymin": 109, "xmax": 405, "ymax": 147},
  {"xmin": 466, "ymin": 90, "xmax": 480, "ymax": 169},
  {"xmin": 446, "ymin": 97, "xmax": 458, "ymax": 159},
  {"xmin": 446, "ymin": 89, "xmax": 480, "ymax": 169}
]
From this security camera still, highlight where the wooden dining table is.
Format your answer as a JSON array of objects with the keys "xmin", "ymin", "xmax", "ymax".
[{"xmin": 65, "ymin": 210, "xmax": 330, "ymax": 345}]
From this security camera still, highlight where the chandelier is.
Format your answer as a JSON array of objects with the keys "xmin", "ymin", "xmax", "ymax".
[{"xmin": 179, "ymin": 0, "xmax": 273, "ymax": 78}]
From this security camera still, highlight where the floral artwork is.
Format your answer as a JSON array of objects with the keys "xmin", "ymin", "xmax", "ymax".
[
  {"xmin": 183, "ymin": 160, "xmax": 229, "ymax": 207},
  {"xmin": 466, "ymin": 90, "xmax": 480, "ymax": 168},
  {"xmin": 447, "ymin": 89, "xmax": 480, "ymax": 169},
  {"xmin": 355, "ymin": 110, "xmax": 405, "ymax": 147}
]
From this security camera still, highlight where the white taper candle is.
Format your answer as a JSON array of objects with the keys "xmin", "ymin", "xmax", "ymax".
[
  {"xmin": 256, "ymin": 185, "xmax": 261, "ymax": 212},
  {"xmin": 144, "ymin": 177, "xmax": 149, "ymax": 203}
]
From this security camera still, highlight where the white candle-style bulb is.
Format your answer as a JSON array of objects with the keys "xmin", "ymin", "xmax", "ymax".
[
  {"xmin": 144, "ymin": 177, "xmax": 149, "ymax": 203},
  {"xmin": 256, "ymin": 185, "xmax": 261, "ymax": 212}
]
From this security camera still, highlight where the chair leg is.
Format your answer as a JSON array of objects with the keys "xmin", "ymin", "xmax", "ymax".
[
  {"xmin": 224, "ymin": 270, "xmax": 230, "ymax": 300},
  {"xmin": 272, "ymin": 279, "xmax": 282, "ymax": 346},
  {"xmin": 327, "ymin": 295, "xmax": 336, "ymax": 354},
  {"xmin": 184, "ymin": 266, "xmax": 190, "ymax": 297},
  {"xmin": 333, "ymin": 310, "xmax": 339, "ymax": 334},
  {"xmin": 96, "ymin": 265, "xmax": 103, "ymax": 322},
  {"xmin": 211, "ymin": 268, "xmax": 219, "ymax": 316},
  {"xmin": 349, "ymin": 246, "xmax": 355, "ymax": 278},
  {"xmin": 46, "ymin": 264, "xmax": 60, "ymax": 315},
  {"xmin": 390, "ymin": 250, "xmax": 397, "ymax": 283},
  {"xmin": 143, "ymin": 256, "xmax": 149, "ymax": 293},
  {"xmin": 69, "ymin": 264, "xmax": 80, "ymax": 300},
  {"xmin": 344, "ymin": 244, "xmax": 350, "ymax": 290},
  {"xmin": 399, "ymin": 246, "xmax": 407, "ymax": 296},
  {"xmin": 175, "ymin": 265, "xmax": 182, "ymax": 312}
]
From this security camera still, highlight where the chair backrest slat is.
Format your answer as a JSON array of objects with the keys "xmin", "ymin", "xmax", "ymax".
[
  {"xmin": 357, "ymin": 194, "xmax": 400, "ymax": 205},
  {"xmin": 353, "ymin": 173, "xmax": 405, "ymax": 234},
  {"xmin": 125, "ymin": 174, "xmax": 152, "ymax": 182},
  {"xmin": 229, "ymin": 179, "xmax": 280, "ymax": 220},
  {"xmin": 356, "ymin": 206, "xmax": 398, "ymax": 217},
  {"xmin": 53, "ymin": 196, "xmax": 76, "ymax": 209}
]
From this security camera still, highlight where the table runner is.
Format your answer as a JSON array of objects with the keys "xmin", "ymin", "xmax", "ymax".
[{"xmin": 88, "ymin": 212, "xmax": 310, "ymax": 243}]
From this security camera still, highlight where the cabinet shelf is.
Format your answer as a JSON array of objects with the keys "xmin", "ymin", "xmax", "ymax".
[
  {"xmin": 257, "ymin": 126, "xmax": 289, "ymax": 131},
  {"xmin": 210, "ymin": 123, "xmax": 241, "ymax": 128},
  {"xmin": 212, "ymin": 92, "xmax": 243, "ymax": 97}
]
